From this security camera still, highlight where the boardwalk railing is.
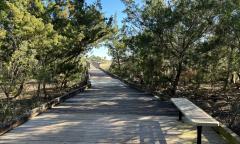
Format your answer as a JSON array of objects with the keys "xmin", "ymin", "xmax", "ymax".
[
  {"xmin": 0, "ymin": 82, "xmax": 90, "ymax": 136},
  {"xmin": 98, "ymin": 66, "xmax": 240, "ymax": 144}
]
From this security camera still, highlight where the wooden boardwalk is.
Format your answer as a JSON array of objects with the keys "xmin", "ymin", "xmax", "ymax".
[{"xmin": 0, "ymin": 66, "xmax": 226, "ymax": 143}]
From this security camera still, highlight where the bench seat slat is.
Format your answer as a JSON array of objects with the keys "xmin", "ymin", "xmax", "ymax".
[{"xmin": 171, "ymin": 98, "xmax": 219, "ymax": 127}]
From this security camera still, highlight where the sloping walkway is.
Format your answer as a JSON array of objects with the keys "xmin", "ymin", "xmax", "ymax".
[{"xmin": 0, "ymin": 66, "xmax": 226, "ymax": 143}]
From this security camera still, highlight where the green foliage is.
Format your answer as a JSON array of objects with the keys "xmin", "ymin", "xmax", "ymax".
[
  {"xmin": 109, "ymin": 0, "xmax": 240, "ymax": 94},
  {"xmin": 108, "ymin": 0, "xmax": 240, "ymax": 133},
  {"xmin": 0, "ymin": 0, "xmax": 113, "ymax": 99}
]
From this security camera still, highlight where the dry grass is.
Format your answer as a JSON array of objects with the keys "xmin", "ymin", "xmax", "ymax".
[
  {"xmin": 0, "ymin": 81, "xmax": 84, "ymax": 124},
  {"xmin": 0, "ymin": 83, "xmax": 58, "ymax": 100},
  {"xmin": 100, "ymin": 60, "xmax": 112, "ymax": 71}
]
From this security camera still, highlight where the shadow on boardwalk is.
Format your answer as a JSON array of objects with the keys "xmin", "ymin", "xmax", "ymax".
[{"xmin": 0, "ymin": 66, "xmax": 226, "ymax": 144}]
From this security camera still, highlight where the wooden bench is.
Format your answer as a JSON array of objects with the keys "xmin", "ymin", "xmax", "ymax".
[{"xmin": 171, "ymin": 98, "xmax": 219, "ymax": 144}]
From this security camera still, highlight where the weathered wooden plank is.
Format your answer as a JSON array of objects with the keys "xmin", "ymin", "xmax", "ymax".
[
  {"xmin": 171, "ymin": 98, "xmax": 219, "ymax": 126},
  {"xmin": 0, "ymin": 66, "xmax": 226, "ymax": 144}
]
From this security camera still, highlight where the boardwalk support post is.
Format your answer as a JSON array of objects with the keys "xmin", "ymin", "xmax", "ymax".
[
  {"xmin": 197, "ymin": 126, "xmax": 202, "ymax": 144},
  {"xmin": 178, "ymin": 111, "xmax": 182, "ymax": 121}
]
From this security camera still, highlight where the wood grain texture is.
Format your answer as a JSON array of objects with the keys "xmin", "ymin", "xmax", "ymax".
[
  {"xmin": 171, "ymin": 98, "xmax": 219, "ymax": 126},
  {"xmin": 0, "ymin": 66, "xmax": 226, "ymax": 144}
]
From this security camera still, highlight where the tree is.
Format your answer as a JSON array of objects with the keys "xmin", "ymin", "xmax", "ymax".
[
  {"xmin": 0, "ymin": 1, "xmax": 47, "ymax": 99},
  {"xmin": 0, "ymin": 0, "xmax": 114, "ymax": 99},
  {"xmin": 113, "ymin": 0, "xmax": 220, "ymax": 95}
]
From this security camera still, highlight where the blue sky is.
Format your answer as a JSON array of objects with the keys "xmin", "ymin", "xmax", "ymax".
[{"xmin": 87, "ymin": 0, "xmax": 126, "ymax": 60}]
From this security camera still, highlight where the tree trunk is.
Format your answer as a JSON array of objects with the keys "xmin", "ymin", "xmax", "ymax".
[
  {"xmin": 224, "ymin": 47, "xmax": 233, "ymax": 90},
  {"xmin": 37, "ymin": 81, "xmax": 41, "ymax": 97},
  {"xmin": 43, "ymin": 80, "xmax": 47, "ymax": 99},
  {"xmin": 13, "ymin": 81, "xmax": 24, "ymax": 98},
  {"xmin": 0, "ymin": 85, "xmax": 10, "ymax": 100},
  {"xmin": 171, "ymin": 61, "xmax": 183, "ymax": 96}
]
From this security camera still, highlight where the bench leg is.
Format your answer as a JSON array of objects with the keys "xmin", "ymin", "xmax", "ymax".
[
  {"xmin": 197, "ymin": 126, "xmax": 202, "ymax": 144},
  {"xmin": 178, "ymin": 111, "xmax": 182, "ymax": 121}
]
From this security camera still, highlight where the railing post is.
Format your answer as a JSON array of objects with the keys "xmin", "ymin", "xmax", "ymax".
[
  {"xmin": 178, "ymin": 111, "xmax": 182, "ymax": 121},
  {"xmin": 197, "ymin": 126, "xmax": 202, "ymax": 144}
]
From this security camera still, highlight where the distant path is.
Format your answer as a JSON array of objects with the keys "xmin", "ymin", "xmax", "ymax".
[{"xmin": 0, "ymin": 65, "xmax": 226, "ymax": 143}]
